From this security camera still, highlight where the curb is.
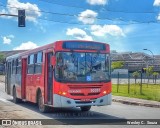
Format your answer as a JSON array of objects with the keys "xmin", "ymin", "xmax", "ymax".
[{"xmin": 112, "ymin": 98, "xmax": 160, "ymax": 108}]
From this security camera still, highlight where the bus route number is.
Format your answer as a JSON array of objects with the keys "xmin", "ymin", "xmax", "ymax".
[{"xmin": 90, "ymin": 88, "xmax": 100, "ymax": 93}]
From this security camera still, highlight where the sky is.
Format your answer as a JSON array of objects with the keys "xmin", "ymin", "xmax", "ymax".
[{"xmin": 0, "ymin": 0, "xmax": 160, "ymax": 55}]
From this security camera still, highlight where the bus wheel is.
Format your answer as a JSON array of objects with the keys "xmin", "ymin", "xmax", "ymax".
[
  {"xmin": 80, "ymin": 106, "xmax": 91, "ymax": 111},
  {"xmin": 13, "ymin": 87, "xmax": 21, "ymax": 103},
  {"xmin": 38, "ymin": 92, "xmax": 49, "ymax": 113}
]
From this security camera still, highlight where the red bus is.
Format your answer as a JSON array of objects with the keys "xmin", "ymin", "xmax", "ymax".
[{"xmin": 5, "ymin": 40, "xmax": 111, "ymax": 112}]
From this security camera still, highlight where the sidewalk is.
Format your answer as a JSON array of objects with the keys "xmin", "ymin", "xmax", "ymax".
[
  {"xmin": 0, "ymin": 75, "xmax": 5, "ymax": 83},
  {"xmin": 112, "ymin": 95, "xmax": 160, "ymax": 108}
]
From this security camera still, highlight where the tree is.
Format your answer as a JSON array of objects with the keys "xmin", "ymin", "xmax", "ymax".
[
  {"xmin": 132, "ymin": 71, "xmax": 140, "ymax": 84},
  {"xmin": 0, "ymin": 53, "xmax": 5, "ymax": 63},
  {"xmin": 111, "ymin": 61, "xmax": 124, "ymax": 93},
  {"xmin": 111, "ymin": 61, "xmax": 124, "ymax": 70},
  {"xmin": 152, "ymin": 72, "xmax": 159, "ymax": 84},
  {"xmin": 145, "ymin": 66, "xmax": 153, "ymax": 87}
]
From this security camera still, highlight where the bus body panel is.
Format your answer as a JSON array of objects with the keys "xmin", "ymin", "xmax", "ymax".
[{"xmin": 5, "ymin": 40, "xmax": 111, "ymax": 108}]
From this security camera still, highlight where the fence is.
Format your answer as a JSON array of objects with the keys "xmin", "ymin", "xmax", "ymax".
[
  {"xmin": 111, "ymin": 72, "xmax": 160, "ymax": 85},
  {"xmin": 111, "ymin": 72, "xmax": 160, "ymax": 102}
]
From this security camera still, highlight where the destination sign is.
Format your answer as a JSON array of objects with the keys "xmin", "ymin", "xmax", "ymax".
[{"xmin": 63, "ymin": 41, "xmax": 106, "ymax": 50}]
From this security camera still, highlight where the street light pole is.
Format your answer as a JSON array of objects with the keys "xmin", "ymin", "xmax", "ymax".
[{"xmin": 143, "ymin": 49, "xmax": 154, "ymax": 66}]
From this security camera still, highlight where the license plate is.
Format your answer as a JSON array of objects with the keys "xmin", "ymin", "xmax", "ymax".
[{"xmin": 81, "ymin": 99, "xmax": 90, "ymax": 101}]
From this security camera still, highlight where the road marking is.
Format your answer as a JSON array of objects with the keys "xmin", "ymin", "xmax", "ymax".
[{"xmin": 0, "ymin": 97, "xmax": 9, "ymax": 102}]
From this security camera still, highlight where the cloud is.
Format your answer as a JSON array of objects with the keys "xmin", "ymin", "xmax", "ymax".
[
  {"xmin": 1, "ymin": 35, "xmax": 14, "ymax": 44},
  {"xmin": 13, "ymin": 41, "xmax": 38, "ymax": 50},
  {"xmin": 153, "ymin": 0, "xmax": 160, "ymax": 6},
  {"xmin": 8, "ymin": 35, "xmax": 15, "ymax": 38},
  {"xmin": 0, "ymin": 9, "xmax": 8, "ymax": 14},
  {"xmin": 66, "ymin": 28, "xmax": 93, "ymax": 41},
  {"xmin": 2, "ymin": 37, "xmax": 11, "ymax": 44},
  {"xmin": 153, "ymin": 0, "xmax": 160, "ymax": 21},
  {"xmin": 0, "ymin": 0, "xmax": 41, "ymax": 22},
  {"xmin": 87, "ymin": 0, "xmax": 107, "ymax": 5},
  {"xmin": 91, "ymin": 25, "xmax": 125, "ymax": 37},
  {"xmin": 0, "ymin": 9, "xmax": 11, "ymax": 19},
  {"xmin": 157, "ymin": 13, "xmax": 160, "ymax": 20},
  {"xmin": 78, "ymin": 9, "xmax": 98, "ymax": 24}
]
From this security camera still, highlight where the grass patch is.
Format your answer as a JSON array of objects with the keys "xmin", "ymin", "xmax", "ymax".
[{"xmin": 112, "ymin": 84, "xmax": 160, "ymax": 102}]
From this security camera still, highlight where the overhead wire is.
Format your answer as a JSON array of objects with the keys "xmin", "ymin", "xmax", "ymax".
[
  {"xmin": 0, "ymin": 3, "xmax": 150, "ymax": 23},
  {"xmin": 0, "ymin": 2, "xmax": 160, "ymax": 25},
  {"xmin": 38, "ymin": 0, "xmax": 158, "ymax": 14}
]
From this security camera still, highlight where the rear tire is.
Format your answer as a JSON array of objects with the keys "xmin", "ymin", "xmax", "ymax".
[
  {"xmin": 13, "ymin": 87, "xmax": 21, "ymax": 103},
  {"xmin": 80, "ymin": 106, "xmax": 91, "ymax": 111},
  {"xmin": 38, "ymin": 91, "xmax": 50, "ymax": 113}
]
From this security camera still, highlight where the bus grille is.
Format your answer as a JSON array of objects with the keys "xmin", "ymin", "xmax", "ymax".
[
  {"xmin": 68, "ymin": 84, "xmax": 102, "ymax": 96},
  {"xmin": 75, "ymin": 101, "xmax": 96, "ymax": 104},
  {"xmin": 70, "ymin": 92, "xmax": 100, "ymax": 96}
]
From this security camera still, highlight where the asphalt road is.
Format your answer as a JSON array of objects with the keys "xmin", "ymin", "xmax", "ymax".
[{"xmin": 0, "ymin": 82, "xmax": 160, "ymax": 128}]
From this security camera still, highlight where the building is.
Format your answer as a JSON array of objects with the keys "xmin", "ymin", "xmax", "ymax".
[
  {"xmin": 0, "ymin": 50, "xmax": 27, "ymax": 58},
  {"xmin": 111, "ymin": 51, "xmax": 160, "ymax": 72}
]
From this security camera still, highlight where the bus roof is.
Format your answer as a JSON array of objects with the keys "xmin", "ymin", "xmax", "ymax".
[{"xmin": 6, "ymin": 40, "xmax": 109, "ymax": 60}]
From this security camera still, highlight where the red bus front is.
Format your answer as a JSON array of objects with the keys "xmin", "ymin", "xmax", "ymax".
[{"xmin": 49, "ymin": 41, "xmax": 112, "ymax": 110}]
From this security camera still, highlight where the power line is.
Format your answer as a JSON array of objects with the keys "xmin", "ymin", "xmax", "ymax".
[
  {"xmin": 0, "ymin": 11, "xmax": 159, "ymax": 26},
  {"xmin": 0, "ymin": 4, "xmax": 141, "ymax": 23},
  {"xmin": 38, "ymin": 17, "xmax": 160, "ymax": 26},
  {"xmin": 38, "ymin": 0, "xmax": 158, "ymax": 14},
  {"xmin": 0, "ymin": 4, "xmax": 158, "ymax": 24},
  {"xmin": 0, "ymin": 3, "xmax": 160, "ymax": 25},
  {"xmin": 0, "ymin": 4, "xmax": 123, "ymax": 22}
]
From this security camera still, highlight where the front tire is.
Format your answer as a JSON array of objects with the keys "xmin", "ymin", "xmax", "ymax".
[
  {"xmin": 38, "ymin": 92, "xmax": 50, "ymax": 113},
  {"xmin": 80, "ymin": 106, "xmax": 91, "ymax": 111}
]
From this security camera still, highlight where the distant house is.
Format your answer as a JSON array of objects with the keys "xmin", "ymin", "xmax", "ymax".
[{"xmin": 0, "ymin": 50, "xmax": 27, "ymax": 74}]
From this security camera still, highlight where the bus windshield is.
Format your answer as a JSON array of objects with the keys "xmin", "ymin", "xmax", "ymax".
[{"xmin": 55, "ymin": 52, "xmax": 110, "ymax": 82}]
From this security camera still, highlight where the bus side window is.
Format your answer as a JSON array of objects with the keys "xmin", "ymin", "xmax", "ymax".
[
  {"xmin": 35, "ymin": 52, "xmax": 43, "ymax": 74},
  {"xmin": 16, "ymin": 58, "xmax": 21, "ymax": 74},
  {"xmin": 12, "ymin": 60, "xmax": 14, "ymax": 74},
  {"xmin": 15, "ymin": 59, "xmax": 18, "ymax": 74},
  {"xmin": 27, "ymin": 54, "xmax": 34, "ymax": 74},
  {"xmin": 12, "ymin": 60, "xmax": 16, "ymax": 74}
]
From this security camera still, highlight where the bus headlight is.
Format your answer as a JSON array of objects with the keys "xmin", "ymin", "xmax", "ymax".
[
  {"xmin": 103, "ymin": 91, "xmax": 107, "ymax": 94},
  {"xmin": 58, "ymin": 91, "xmax": 67, "ymax": 95},
  {"xmin": 62, "ymin": 92, "xmax": 67, "ymax": 95}
]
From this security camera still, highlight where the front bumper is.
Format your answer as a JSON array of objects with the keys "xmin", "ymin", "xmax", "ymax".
[{"xmin": 53, "ymin": 93, "xmax": 112, "ymax": 108}]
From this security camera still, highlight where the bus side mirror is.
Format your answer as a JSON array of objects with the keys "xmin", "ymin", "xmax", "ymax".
[{"xmin": 51, "ymin": 56, "xmax": 56, "ymax": 67}]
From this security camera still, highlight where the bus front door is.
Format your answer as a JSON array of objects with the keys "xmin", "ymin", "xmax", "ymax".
[
  {"xmin": 45, "ymin": 52, "xmax": 53, "ymax": 105},
  {"xmin": 21, "ymin": 58, "xmax": 27, "ymax": 99}
]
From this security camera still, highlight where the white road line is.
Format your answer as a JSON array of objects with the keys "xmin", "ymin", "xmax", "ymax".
[{"xmin": 0, "ymin": 97, "xmax": 9, "ymax": 102}]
